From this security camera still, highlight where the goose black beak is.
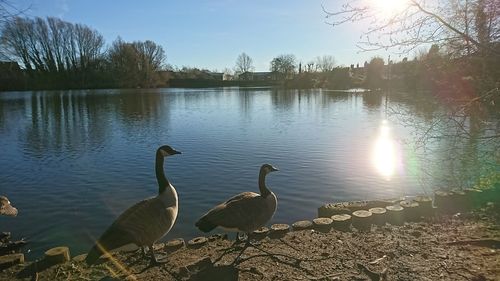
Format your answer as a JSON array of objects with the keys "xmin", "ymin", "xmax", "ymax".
[
  {"xmin": 271, "ymin": 166, "xmax": 279, "ymax": 172},
  {"xmin": 173, "ymin": 150, "xmax": 182, "ymax": 155}
]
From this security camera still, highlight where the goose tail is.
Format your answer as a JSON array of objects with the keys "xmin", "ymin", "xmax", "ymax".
[
  {"xmin": 195, "ymin": 216, "xmax": 217, "ymax": 233},
  {"xmin": 85, "ymin": 244, "xmax": 103, "ymax": 266}
]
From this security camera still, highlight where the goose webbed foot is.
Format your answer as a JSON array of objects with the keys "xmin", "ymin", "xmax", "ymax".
[
  {"xmin": 141, "ymin": 246, "xmax": 148, "ymax": 257},
  {"xmin": 148, "ymin": 246, "xmax": 168, "ymax": 266},
  {"xmin": 231, "ymin": 238, "xmax": 252, "ymax": 265}
]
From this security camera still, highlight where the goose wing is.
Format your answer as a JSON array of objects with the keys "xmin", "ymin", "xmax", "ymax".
[
  {"xmin": 98, "ymin": 197, "xmax": 176, "ymax": 249},
  {"xmin": 199, "ymin": 192, "xmax": 272, "ymax": 232}
]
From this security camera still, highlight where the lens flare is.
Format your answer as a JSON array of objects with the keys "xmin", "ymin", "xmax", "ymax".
[{"xmin": 372, "ymin": 0, "xmax": 409, "ymax": 17}]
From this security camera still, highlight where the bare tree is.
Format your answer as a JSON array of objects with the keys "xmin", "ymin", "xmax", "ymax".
[
  {"xmin": 1, "ymin": 16, "xmax": 104, "ymax": 73},
  {"xmin": 323, "ymin": 0, "xmax": 499, "ymax": 56},
  {"xmin": 324, "ymin": 0, "xmax": 499, "ymax": 189},
  {"xmin": 315, "ymin": 55, "xmax": 336, "ymax": 72},
  {"xmin": 1, "ymin": 16, "xmax": 106, "ymax": 88},
  {"xmin": 234, "ymin": 52, "xmax": 254, "ymax": 74},
  {"xmin": 0, "ymin": 0, "xmax": 29, "ymax": 25}
]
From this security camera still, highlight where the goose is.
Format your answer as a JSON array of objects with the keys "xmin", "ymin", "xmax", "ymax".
[
  {"xmin": 195, "ymin": 164, "xmax": 279, "ymax": 242},
  {"xmin": 0, "ymin": 196, "xmax": 18, "ymax": 217},
  {"xmin": 85, "ymin": 145, "xmax": 181, "ymax": 266}
]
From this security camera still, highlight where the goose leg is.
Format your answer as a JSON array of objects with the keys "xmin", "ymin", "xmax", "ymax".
[
  {"xmin": 231, "ymin": 236, "xmax": 251, "ymax": 265},
  {"xmin": 212, "ymin": 233, "xmax": 246, "ymax": 264},
  {"xmin": 149, "ymin": 244, "xmax": 168, "ymax": 265}
]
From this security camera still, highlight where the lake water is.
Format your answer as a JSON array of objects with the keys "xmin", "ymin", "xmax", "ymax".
[{"xmin": 1, "ymin": 88, "xmax": 434, "ymax": 257}]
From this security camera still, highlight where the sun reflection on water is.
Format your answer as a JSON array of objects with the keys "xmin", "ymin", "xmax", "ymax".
[{"xmin": 372, "ymin": 120, "xmax": 397, "ymax": 180}]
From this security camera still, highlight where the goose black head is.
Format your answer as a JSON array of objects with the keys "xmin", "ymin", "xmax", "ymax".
[
  {"xmin": 158, "ymin": 145, "xmax": 181, "ymax": 157},
  {"xmin": 261, "ymin": 164, "xmax": 279, "ymax": 174}
]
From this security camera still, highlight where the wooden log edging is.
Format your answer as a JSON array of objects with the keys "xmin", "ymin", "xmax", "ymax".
[
  {"xmin": 269, "ymin": 224, "xmax": 290, "ymax": 239},
  {"xmin": 165, "ymin": 238, "xmax": 185, "ymax": 252},
  {"xmin": 331, "ymin": 214, "xmax": 352, "ymax": 231},
  {"xmin": 253, "ymin": 226, "xmax": 270, "ymax": 240},
  {"xmin": 414, "ymin": 196, "xmax": 433, "ymax": 217},
  {"xmin": 400, "ymin": 200, "xmax": 420, "ymax": 222},
  {"xmin": 6, "ymin": 188, "xmax": 497, "ymax": 274},
  {"xmin": 43, "ymin": 246, "xmax": 70, "ymax": 267},
  {"xmin": 317, "ymin": 197, "xmax": 404, "ymax": 218},
  {"xmin": 368, "ymin": 207, "xmax": 387, "ymax": 226},
  {"xmin": 292, "ymin": 220, "xmax": 313, "ymax": 231},
  {"xmin": 187, "ymin": 237, "xmax": 208, "ymax": 248},
  {"xmin": 0, "ymin": 253, "xmax": 24, "ymax": 270},
  {"xmin": 312, "ymin": 218, "xmax": 333, "ymax": 233},
  {"xmin": 352, "ymin": 210, "xmax": 373, "ymax": 231},
  {"xmin": 386, "ymin": 205, "xmax": 404, "ymax": 226}
]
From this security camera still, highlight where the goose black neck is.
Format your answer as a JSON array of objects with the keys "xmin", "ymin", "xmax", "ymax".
[
  {"xmin": 155, "ymin": 150, "xmax": 169, "ymax": 194},
  {"xmin": 258, "ymin": 169, "xmax": 271, "ymax": 197}
]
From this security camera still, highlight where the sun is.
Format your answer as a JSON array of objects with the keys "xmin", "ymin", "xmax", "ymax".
[{"xmin": 372, "ymin": 0, "xmax": 409, "ymax": 17}]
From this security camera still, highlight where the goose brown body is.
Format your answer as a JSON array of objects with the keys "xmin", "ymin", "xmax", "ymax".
[
  {"xmin": 85, "ymin": 145, "xmax": 180, "ymax": 265},
  {"xmin": 195, "ymin": 164, "xmax": 278, "ymax": 234}
]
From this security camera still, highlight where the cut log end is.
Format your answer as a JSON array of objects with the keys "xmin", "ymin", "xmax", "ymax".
[
  {"xmin": 368, "ymin": 207, "xmax": 387, "ymax": 225},
  {"xmin": 331, "ymin": 214, "xmax": 352, "ymax": 232},
  {"xmin": 400, "ymin": 200, "xmax": 420, "ymax": 221},
  {"xmin": 313, "ymin": 218, "xmax": 333, "ymax": 232},
  {"xmin": 352, "ymin": 210, "xmax": 373, "ymax": 231},
  {"xmin": 269, "ymin": 224, "xmax": 290, "ymax": 239},
  {"xmin": 252, "ymin": 227, "xmax": 270, "ymax": 240},
  {"xmin": 385, "ymin": 205, "xmax": 404, "ymax": 225},
  {"xmin": 44, "ymin": 246, "xmax": 70, "ymax": 266},
  {"xmin": 187, "ymin": 237, "xmax": 208, "ymax": 248},
  {"xmin": 165, "ymin": 238, "xmax": 185, "ymax": 252},
  {"xmin": 0, "ymin": 253, "xmax": 24, "ymax": 270},
  {"xmin": 292, "ymin": 220, "xmax": 313, "ymax": 231}
]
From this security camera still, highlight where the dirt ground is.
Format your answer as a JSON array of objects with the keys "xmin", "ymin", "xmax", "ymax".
[{"xmin": 1, "ymin": 206, "xmax": 499, "ymax": 281}]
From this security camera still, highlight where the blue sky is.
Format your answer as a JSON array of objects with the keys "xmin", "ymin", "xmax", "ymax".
[{"xmin": 15, "ymin": 0, "xmax": 397, "ymax": 71}]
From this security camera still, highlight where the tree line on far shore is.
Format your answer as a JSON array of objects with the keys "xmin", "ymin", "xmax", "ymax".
[
  {"xmin": 1, "ymin": 15, "xmax": 498, "ymax": 92},
  {"xmin": 0, "ymin": 17, "xmax": 166, "ymax": 90}
]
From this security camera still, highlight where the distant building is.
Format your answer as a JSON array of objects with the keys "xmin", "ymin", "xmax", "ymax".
[
  {"xmin": 206, "ymin": 72, "xmax": 223, "ymax": 81},
  {"xmin": 223, "ymin": 73, "xmax": 235, "ymax": 81},
  {"xmin": 238, "ymin": 71, "xmax": 275, "ymax": 81}
]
